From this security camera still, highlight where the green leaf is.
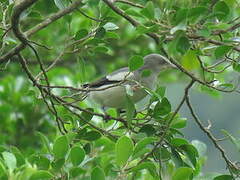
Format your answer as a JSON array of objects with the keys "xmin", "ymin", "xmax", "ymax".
[
  {"xmin": 105, "ymin": 32, "xmax": 120, "ymax": 39},
  {"xmin": 77, "ymin": 57, "xmax": 86, "ymax": 84},
  {"xmin": 208, "ymin": 22, "xmax": 231, "ymax": 30},
  {"xmin": 95, "ymin": 27, "xmax": 106, "ymax": 38},
  {"xmin": 213, "ymin": 175, "xmax": 233, "ymax": 180},
  {"xmin": 36, "ymin": 132, "xmax": 51, "ymax": 153},
  {"xmin": 133, "ymin": 137, "xmax": 157, "ymax": 157},
  {"xmin": 116, "ymin": 136, "xmax": 134, "ymax": 167},
  {"xmin": 70, "ymin": 167, "xmax": 85, "ymax": 178},
  {"xmin": 155, "ymin": 86, "xmax": 166, "ymax": 99},
  {"xmin": 91, "ymin": 166, "xmax": 105, "ymax": 180},
  {"xmin": 88, "ymin": 0, "xmax": 100, "ymax": 7},
  {"xmin": 10, "ymin": 146, "xmax": 25, "ymax": 167},
  {"xmin": 130, "ymin": 162, "xmax": 157, "ymax": 177},
  {"xmin": 192, "ymin": 140, "xmax": 207, "ymax": 156},
  {"xmin": 214, "ymin": 45, "xmax": 232, "ymax": 59},
  {"xmin": 0, "ymin": 161, "xmax": 6, "ymax": 177},
  {"xmin": 2, "ymin": 152, "xmax": 16, "ymax": 173},
  {"xmin": 125, "ymin": 95, "xmax": 135, "ymax": 125},
  {"xmin": 79, "ymin": 108, "xmax": 94, "ymax": 126},
  {"xmin": 54, "ymin": 0, "xmax": 69, "ymax": 9},
  {"xmin": 174, "ymin": 9, "xmax": 188, "ymax": 24},
  {"xmin": 135, "ymin": 25, "xmax": 158, "ymax": 36},
  {"xmin": 188, "ymin": 7, "xmax": 207, "ymax": 20},
  {"xmin": 69, "ymin": 146, "xmax": 85, "ymax": 166},
  {"xmin": 171, "ymin": 149, "xmax": 184, "ymax": 167},
  {"xmin": 172, "ymin": 167, "xmax": 193, "ymax": 180},
  {"xmin": 53, "ymin": 136, "xmax": 69, "ymax": 159},
  {"xmin": 128, "ymin": 55, "xmax": 144, "ymax": 71},
  {"xmin": 84, "ymin": 143, "xmax": 91, "ymax": 154},
  {"xmin": 139, "ymin": 124, "xmax": 156, "ymax": 136},
  {"xmin": 171, "ymin": 118, "xmax": 187, "ymax": 129},
  {"xmin": 125, "ymin": 8, "xmax": 142, "ymax": 17},
  {"xmin": 29, "ymin": 170, "xmax": 53, "ymax": 180},
  {"xmin": 140, "ymin": 1, "xmax": 155, "ymax": 19},
  {"xmin": 180, "ymin": 144, "xmax": 199, "ymax": 167},
  {"xmin": 153, "ymin": 97, "xmax": 171, "ymax": 117},
  {"xmin": 181, "ymin": 50, "xmax": 200, "ymax": 70},
  {"xmin": 200, "ymin": 85, "xmax": 220, "ymax": 97},
  {"xmin": 213, "ymin": 1, "xmax": 230, "ymax": 20},
  {"xmin": 218, "ymin": 83, "xmax": 234, "ymax": 90},
  {"xmin": 75, "ymin": 29, "xmax": 88, "ymax": 40},
  {"xmin": 51, "ymin": 158, "xmax": 65, "ymax": 171},
  {"xmin": 28, "ymin": 154, "xmax": 50, "ymax": 170},
  {"xmin": 83, "ymin": 131, "xmax": 102, "ymax": 141},
  {"xmin": 197, "ymin": 28, "xmax": 211, "ymax": 37},
  {"xmin": 233, "ymin": 62, "xmax": 240, "ymax": 72},
  {"xmin": 176, "ymin": 36, "xmax": 190, "ymax": 54},
  {"xmin": 170, "ymin": 138, "xmax": 188, "ymax": 147},
  {"xmin": 158, "ymin": 148, "xmax": 171, "ymax": 161},
  {"xmin": 94, "ymin": 46, "xmax": 109, "ymax": 53},
  {"xmin": 170, "ymin": 22, "xmax": 187, "ymax": 34},
  {"xmin": 221, "ymin": 130, "xmax": 240, "ymax": 152},
  {"xmin": 103, "ymin": 22, "xmax": 119, "ymax": 31}
]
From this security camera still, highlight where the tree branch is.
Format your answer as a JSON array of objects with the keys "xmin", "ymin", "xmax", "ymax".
[
  {"xmin": 102, "ymin": 0, "xmax": 159, "ymax": 44},
  {"xmin": 186, "ymin": 94, "xmax": 238, "ymax": 175},
  {"xmin": 0, "ymin": 0, "xmax": 84, "ymax": 64}
]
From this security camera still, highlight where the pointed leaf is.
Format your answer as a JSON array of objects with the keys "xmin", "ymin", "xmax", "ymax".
[
  {"xmin": 153, "ymin": 97, "xmax": 171, "ymax": 117},
  {"xmin": 128, "ymin": 55, "xmax": 144, "ymax": 71},
  {"xmin": 181, "ymin": 50, "xmax": 200, "ymax": 70},
  {"xmin": 141, "ymin": 1, "xmax": 155, "ymax": 19},
  {"xmin": 75, "ymin": 29, "xmax": 88, "ymax": 40},
  {"xmin": 214, "ymin": 45, "xmax": 232, "ymax": 59},
  {"xmin": 130, "ymin": 162, "xmax": 157, "ymax": 177},
  {"xmin": 172, "ymin": 167, "xmax": 193, "ymax": 180},
  {"xmin": 125, "ymin": 95, "xmax": 135, "ymax": 125},
  {"xmin": 29, "ymin": 170, "xmax": 53, "ymax": 180},
  {"xmin": 2, "ymin": 152, "xmax": 16, "ymax": 173},
  {"xmin": 103, "ymin": 22, "xmax": 119, "ymax": 31},
  {"xmin": 133, "ymin": 137, "xmax": 157, "ymax": 157},
  {"xmin": 82, "ymin": 131, "xmax": 101, "ymax": 141},
  {"xmin": 91, "ymin": 166, "xmax": 105, "ymax": 180},
  {"xmin": 213, "ymin": 1, "xmax": 230, "ymax": 20},
  {"xmin": 53, "ymin": 136, "xmax": 69, "ymax": 159},
  {"xmin": 36, "ymin": 132, "xmax": 51, "ymax": 153},
  {"xmin": 70, "ymin": 146, "xmax": 85, "ymax": 166},
  {"xmin": 213, "ymin": 175, "xmax": 233, "ymax": 180},
  {"xmin": 116, "ymin": 136, "xmax": 134, "ymax": 167}
]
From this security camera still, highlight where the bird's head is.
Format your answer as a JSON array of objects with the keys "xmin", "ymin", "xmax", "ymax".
[{"xmin": 140, "ymin": 53, "xmax": 175, "ymax": 73}]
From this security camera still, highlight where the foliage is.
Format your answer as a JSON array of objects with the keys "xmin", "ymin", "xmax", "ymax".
[{"xmin": 0, "ymin": 0, "xmax": 240, "ymax": 179}]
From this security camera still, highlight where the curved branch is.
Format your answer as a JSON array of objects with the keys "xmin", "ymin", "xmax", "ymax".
[
  {"xmin": 186, "ymin": 95, "xmax": 238, "ymax": 175},
  {"xmin": 11, "ymin": 0, "xmax": 39, "ymax": 44},
  {"xmin": 102, "ymin": 0, "xmax": 159, "ymax": 44},
  {"xmin": 0, "ymin": 0, "xmax": 84, "ymax": 64}
]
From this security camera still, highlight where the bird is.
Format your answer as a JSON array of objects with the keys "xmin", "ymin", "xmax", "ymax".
[{"xmin": 83, "ymin": 54, "xmax": 174, "ymax": 109}]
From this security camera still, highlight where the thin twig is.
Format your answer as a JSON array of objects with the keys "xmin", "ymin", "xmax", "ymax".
[
  {"xmin": 186, "ymin": 95, "xmax": 238, "ymax": 175},
  {"xmin": 102, "ymin": 0, "xmax": 159, "ymax": 44},
  {"xmin": 131, "ymin": 80, "xmax": 195, "ymax": 167},
  {"xmin": 0, "ymin": 0, "xmax": 84, "ymax": 64},
  {"xmin": 115, "ymin": 0, "xmax": 144, "ymax": 8}
]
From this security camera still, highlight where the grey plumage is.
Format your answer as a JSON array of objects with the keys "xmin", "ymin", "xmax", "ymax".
[{"xmin": 85, "ymin": 54, "xmax": 173, "ymax": 108}]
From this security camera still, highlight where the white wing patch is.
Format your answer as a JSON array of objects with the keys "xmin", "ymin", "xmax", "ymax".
[{"xmin": 106, "ymin": 71, "xmax": 134, "ymax": 81}]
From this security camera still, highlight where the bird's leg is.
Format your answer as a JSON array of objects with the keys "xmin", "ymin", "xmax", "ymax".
[
  {"xmin": 117, "ymin": 109, "xmax": 128, "ymax": 119},
  {"xmin": 102, "ymin": 106, "xmax": 111, "ymax": 122}
]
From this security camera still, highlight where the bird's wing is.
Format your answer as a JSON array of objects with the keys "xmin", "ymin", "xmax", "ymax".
[
  {"xmin": 106, "ymin": 67, "xmax": 133, "ymax": 81},
  {"xmin": 83, "ymin": 67, "xmax": 134, "ymax": 88}
]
